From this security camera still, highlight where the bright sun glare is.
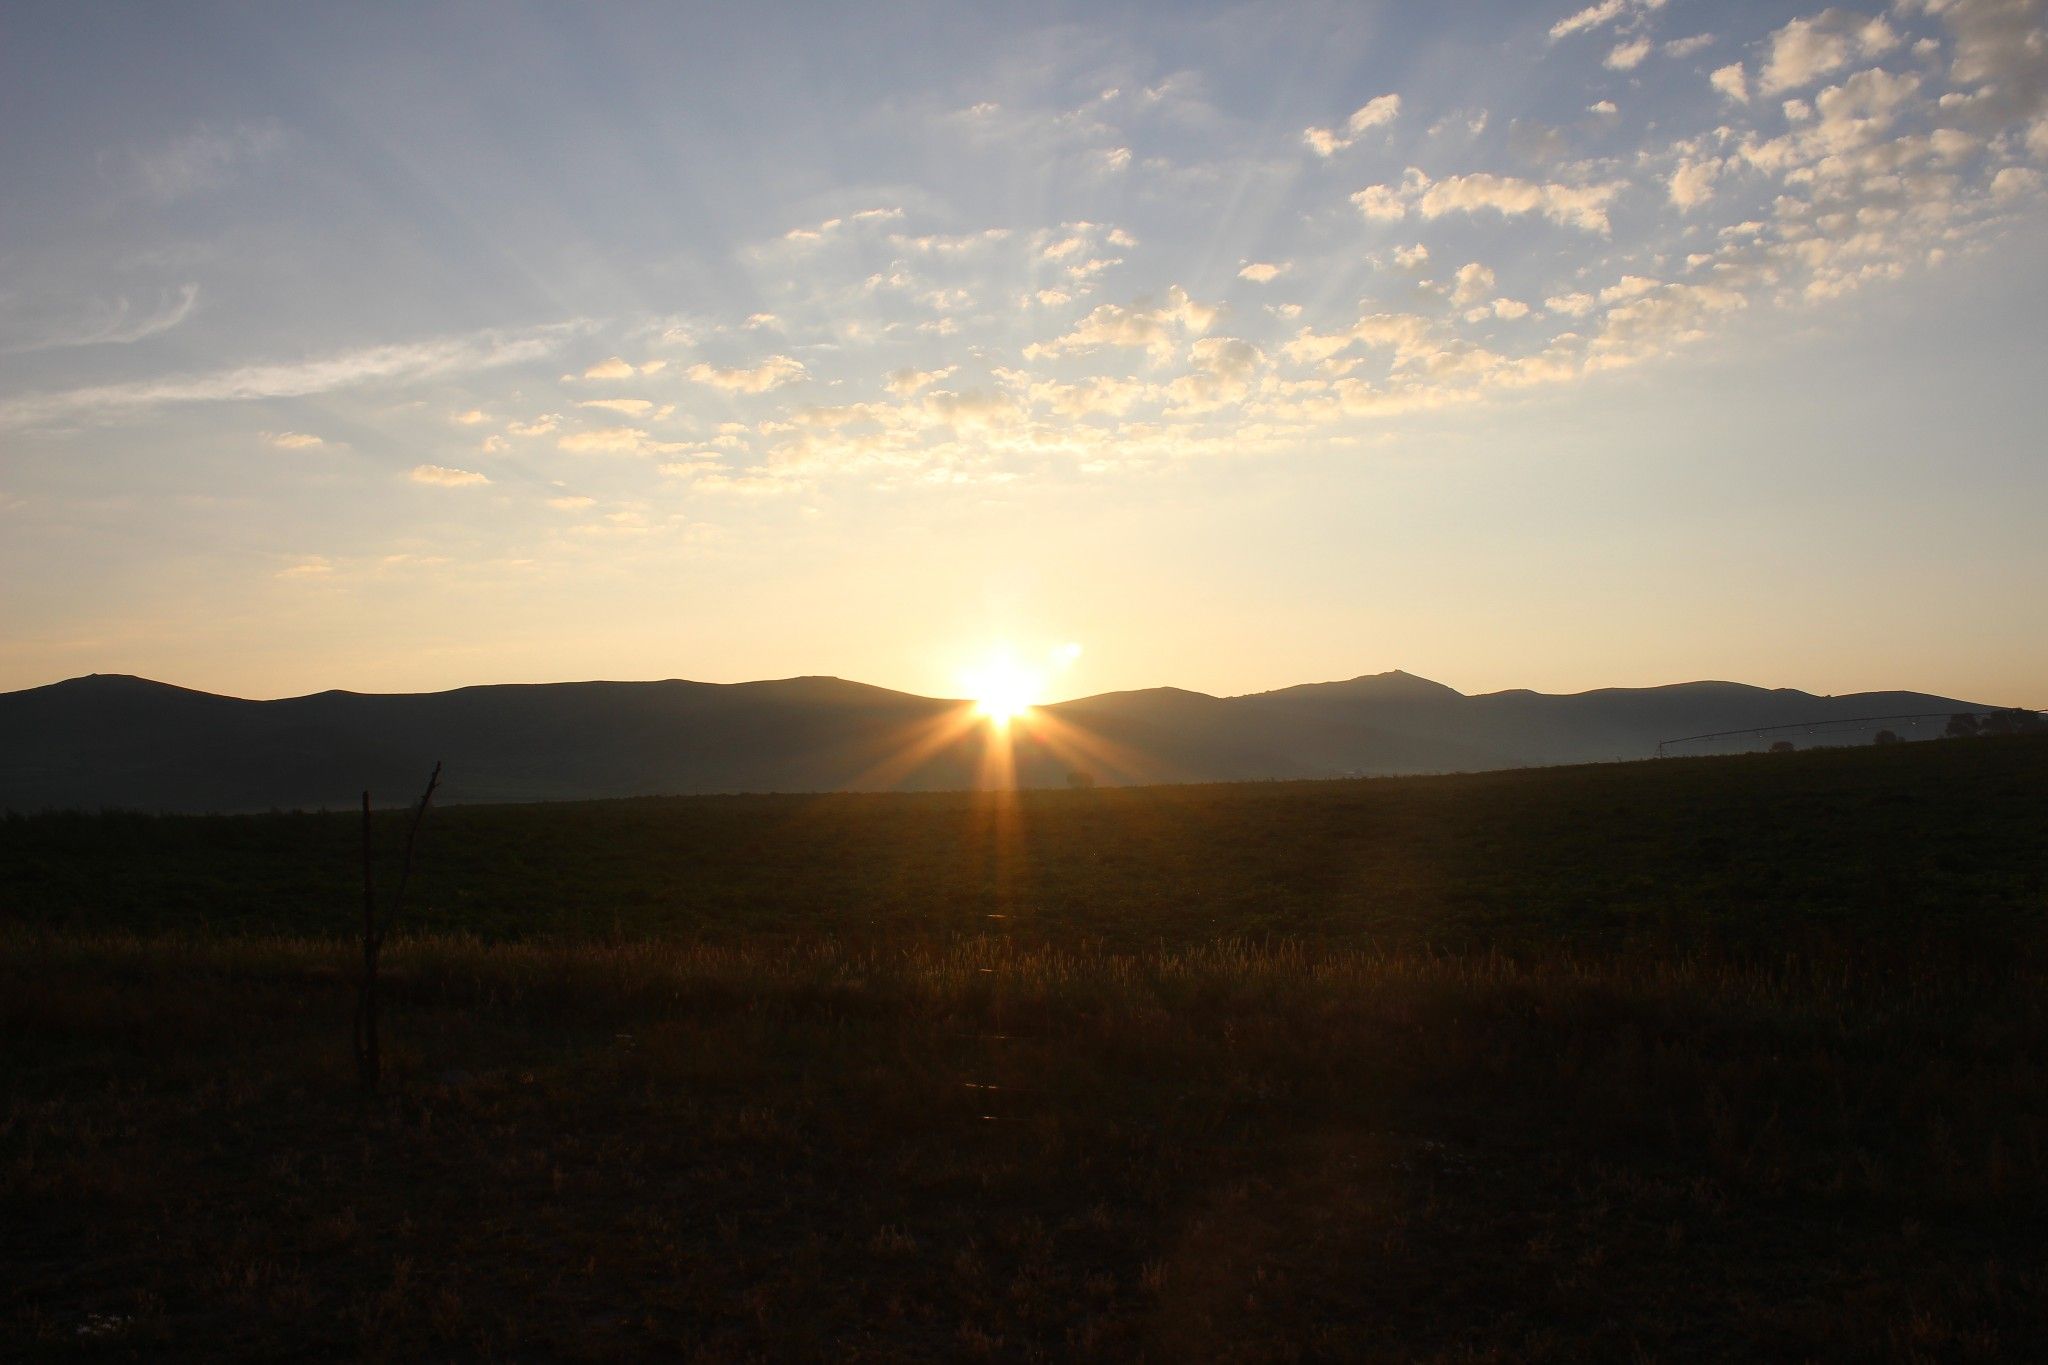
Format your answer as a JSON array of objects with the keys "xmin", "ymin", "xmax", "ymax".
[{"xmin": 964, "ymin": 643, "xmax": 1081, "ymax": 728}]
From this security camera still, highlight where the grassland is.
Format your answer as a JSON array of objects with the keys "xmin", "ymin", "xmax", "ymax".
[{"xmin": 5, "ymin": 737, "xmax": 2047, "ymax": 1359}]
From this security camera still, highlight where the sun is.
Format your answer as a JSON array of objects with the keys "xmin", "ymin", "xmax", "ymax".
[
  {"xmin": 968, "ymin": 657, "xmax": 1041, "ymax": 728},
  {"xmin": 960, "ymin": 641, "xmax": 1081, "ymax": 729}
]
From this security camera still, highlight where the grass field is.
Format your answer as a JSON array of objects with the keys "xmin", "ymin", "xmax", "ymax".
[{"xmin": 5, "ymin": 737, "xmax": 2047, "ymax": 1359}]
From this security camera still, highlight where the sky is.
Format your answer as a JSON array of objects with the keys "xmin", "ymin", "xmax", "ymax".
[{"xmin": 2, "ymin": 0, "xmax": 2045, "ymax": 706}]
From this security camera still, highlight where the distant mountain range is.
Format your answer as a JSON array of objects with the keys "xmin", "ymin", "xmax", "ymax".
[{"xmin": 0, "ymin": 671, "xmax": 2014, "ymax": 813}]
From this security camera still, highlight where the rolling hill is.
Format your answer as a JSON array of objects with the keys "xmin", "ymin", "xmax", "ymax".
[{"xmin": 0, "ymin": 668, "xmax": 2015, "ymax": 812}]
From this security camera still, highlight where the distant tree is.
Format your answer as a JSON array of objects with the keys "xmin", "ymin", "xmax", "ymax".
[
  {"xmin": 1769, "ymin": 740, "xmax": 1797, "ymax": 754},
  {"xmin": 1873, "ymin": 729, "xmax": 1901, "ymax": 746},
  {"xmin": 1978, "ymin": 708, "xmax": 2044, "ymax": 737},
  {"xmin": 1946, "ymin": 713, "xmax": 1980, "ymax": 739}
]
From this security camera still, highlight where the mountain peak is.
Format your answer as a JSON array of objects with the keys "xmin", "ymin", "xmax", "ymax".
[{"xmin": 1241, "ymin": 670, "xmax": 1465, "ymax": 704}]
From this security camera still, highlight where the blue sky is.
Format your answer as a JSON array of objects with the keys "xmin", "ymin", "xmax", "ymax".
[{"xmin": 3, "ymin": 0, "xmax": 2045, "ymax": 703}]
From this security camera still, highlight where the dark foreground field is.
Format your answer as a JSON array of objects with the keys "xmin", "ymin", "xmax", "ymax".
[{"xmin": 5, "ymin": 737, "xmax": 2047, "ymax": 1360}]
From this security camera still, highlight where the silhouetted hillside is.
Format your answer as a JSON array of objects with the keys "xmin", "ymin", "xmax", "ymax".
[{"xmin": 0, "ymin": 669, "xmax": 2013, "ymax": 812}]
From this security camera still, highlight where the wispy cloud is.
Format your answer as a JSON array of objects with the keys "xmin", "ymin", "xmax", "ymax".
[
  {"xmin": 123, "ymin": 121, "xmax": 286, "ymax": 201},
  {"xmin": 5, "ymin": 283, "xmax": 201, "ymax": 353},
  {"xmin": 0, "ymin": 322, "xmax": 583, "ymax": 428}
]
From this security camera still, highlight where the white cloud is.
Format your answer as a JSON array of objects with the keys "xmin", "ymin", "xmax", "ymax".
[
  {"xmin": 265, "ymin": 431, "xmax": 325, "ymax": 450},
  {"xmin": 507, "ymin": 414, "xmax": 560, "ymax": 437},
  {"xmin": 1451, "ymin": 262, "xmax": 1497, "ymax": 306},
  {"xmin": 1238, "ymin": 261, "xmax": 1289, "ymax": 282},
  {"xmin": 1606, "ymin": 38, "xmax": 1652, "ymax": 70},
  {"xmin": 1550, "ymin": 0, "xmax": 1628, "ymax": 40},
  {"xmin": 1992, "ymin": 166, "xmax": 2044, "ymax": 200},
  {"xmin": 776, "ymin": 207, "xmax": 902, "ymax": 247},
  {"xmin": 546, "ymin": 495, "xmax": 596, "ymax": 510},
  {"xmin": 1589, "ymin": 99, "xmax": 1619, "ymax": 115},
  {"xmin": 580, "ymin": 397, "xmax": 655, "ymax": 416},
  {"xmin": 453, "ymin": 408, "xmax": 488, "ymax": 425},
  {"xmin": 1669, "ymin": 157, "xmax": 1722, "ymax": 208},
  {"xmin": 1760, "ymin": 10, "xmax": 1901, "ymax": 95},
  {"xmin": 1355, "ymin": 167, "xmax": 1618, "ymax": 233},
  {"xmin": 410, "ymin": 464, "xmax": 490, "ymax": 487},
  {"xmin": 686, "ymin": 355, "xmax": 807, "ymax": 392},
  {"xmin": 1305, "ymin": 94, "xmax": 1401, "ymax": 155},
  {"xmin": 1664, "ymin": 33, "xmax": 1716, "ymax": 57},
  {"xmin": 886, "ymin": 366, "xmax": 956, "ymax": 397},
  {"xmin": 557, "ymin": 426, "xmax": 691, "ymax": 456},
  {"xmin": 1166, "ymin": 337, "xmax": 1266, "ymax": 412},
  {"xmin": 1711, "ymin": 63, "xmax": 1751, "ymax": 102},
  {"xmin": 1352, "ymin": 184, "xmax": 1410, "ymax": 220},
  {"xmin": 1023, "ymin": 286, "xmax": 1218, "ymax": 363},
  {"xmin": 1417, "ymin": 171, "xmax": 1624, "ymax": 232}
]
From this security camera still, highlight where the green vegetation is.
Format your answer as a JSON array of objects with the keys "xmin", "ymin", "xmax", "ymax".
[{"xmin": 5, "ymin": 737, "xmax": 2047, "ymax": 1358}]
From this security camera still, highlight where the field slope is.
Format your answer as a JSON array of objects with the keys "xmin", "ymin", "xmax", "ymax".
[{"xmin": 4, "ymin": 736, "xmax": 2046, "ymax": 1359}]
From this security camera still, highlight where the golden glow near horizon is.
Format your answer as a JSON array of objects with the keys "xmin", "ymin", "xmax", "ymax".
[{"xmin": 964, "ymin": 642, "xmax": 1081, "ymax": 729}]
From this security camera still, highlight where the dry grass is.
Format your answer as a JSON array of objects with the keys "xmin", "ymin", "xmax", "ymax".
[
  {"xmin": 5, "ymin": 738, "xmax": 2046, "ymax": 1358},
  {"xmin": 6, "ymin": 927, "xmax": 2046, "ymax": 1360}
]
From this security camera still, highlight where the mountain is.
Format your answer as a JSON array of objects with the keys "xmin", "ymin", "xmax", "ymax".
[{"xmin": 0, "ymin": 669, "xmax": 2013, "ymax": 813}]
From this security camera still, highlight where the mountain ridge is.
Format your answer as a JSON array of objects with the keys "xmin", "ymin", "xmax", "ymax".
[{"xmin": 0, "ymin": 670, "xmax": 2020, "ymax": 813}]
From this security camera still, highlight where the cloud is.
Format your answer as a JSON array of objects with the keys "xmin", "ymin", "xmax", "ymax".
[
  {"xmin": 1992, "ymin": 165, "xmax": 2044, "ymax": 200},
  {"xmin": 580, "ymin": 397, "xmax": 655, "ymax": 416},
  {"xmin": 686, "ymin": 355, "xmax": 806, "ymax": 392},
  {"xmin": 1166, "ymin": 337, "xmax": 1267, "ymax": 411},
  {"xmin": 1760, "ymin": 9, "xmax": 1900, "ymax": 95},
  {"xmin": 1305, "ymin": 94, "xmax": 1402, "ymax": 155},
  {"xmin": 1550, "ymin": 0, "xmax": 1628, "ymax": 40},
  {"xmin": 1664, "ymin": 33, "xmax": 1715, "ymax": 57},
  {"xmin": 557, "ymin": 426, "xmax": 692, "ymax": 456},
  {"xmin": 1606, "ymin": 38, "xmax": 1652, "ymax": 70},
  {"xmin": 126, "ymin": 121, "xmax": 285, "ymax": 201},
  {"xmin": 265, "ymin": 431, "xmax": 325, "ymax": 450},
  {"xmin": 886, "ymin": 366, "xmax": 956, "ymax": 397},
  {"xmin": 581, "ymin": 355, "xmax": 665, "ymax": 379},
  {"xmin": 1588, "ymin": 99, "xmax": 1619, "ymax": 115},
  {"xmin": 410, "ymin": 464, "xmax": 490, "ymax": 487},
  {"xmin": 778, "ymin": 208, "xmax": 904, "ymax": 244},
  {"xmin": 276, "ymin": 558, "xmax": 334, "ymax": 580},
  {"xmin": 1668, "ymin": 157, "xmax": 1721, "ymax": 208},
  {"xmin": 1022, "ymin": 286, "xmax": 1218, "ymax": 363},
  {"xmin": 891, "ymin": 228, "xmax": 1011, "ymax": 254},
  {"xmin": 1353, "ymin": 167, "xmax": 1619, "ymax": 232},
  {"xmin": 1352, "ymin": 184, "xmax": 1411, "ymax": 220},
  {"xmin": 1711, "ymin": 63, "xmax": 1751, "ymax": 102},
  {"xmin": 1451, "ymin": 262, "xmax": 1497, "ymax": 307},
  {"xmin": 453, "ymin": 408, "xmax": 488, "ymax": 425},
  {"xmin": 546, "ymin": 495, "xmax": 596, "ymax": 510},
  {"xmin": 6, "ymin": 283, "xmax": 200, "ymax": 353},
  {"xmin": 0, "ymin": 322, "xmax": 579, "ymax": 429},
  {"xmin": 1238, "ymin": 261, "xmax": 1289, "ymax": 282}
]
